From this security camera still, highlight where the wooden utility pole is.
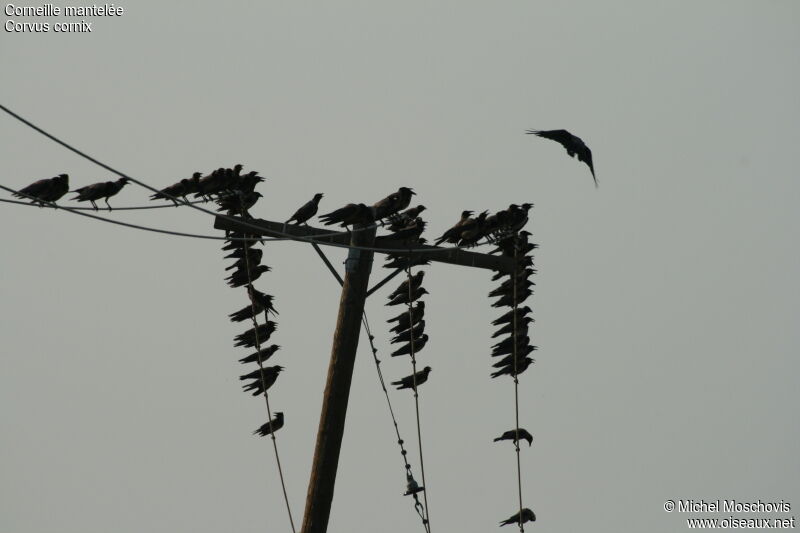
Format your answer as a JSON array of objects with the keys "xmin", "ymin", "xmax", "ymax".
[{"xmin": 214, "ymin": 215, "xmax": 515, "ymax": 533}]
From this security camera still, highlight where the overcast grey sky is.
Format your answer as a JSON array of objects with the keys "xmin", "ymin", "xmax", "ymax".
[{"xmin": 2, "ymin": 2, "xmax": 798, "ymax": 532}]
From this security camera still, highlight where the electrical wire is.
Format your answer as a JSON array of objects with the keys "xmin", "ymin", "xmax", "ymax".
[{"xmin": 0, "ymin": 196, "xmax": 215, "ymax": 210}]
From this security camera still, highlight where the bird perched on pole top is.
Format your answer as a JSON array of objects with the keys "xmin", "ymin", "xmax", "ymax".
[
  {"xmin": 391, "ymin": 366, "xmax": 432, "ymax": 390},
  {"xmin": 72, "ymin": 177, "xmax": 130, "ymax": 210},
  {"xmin": 527, "ymin": 128, "xmax": 596, "ymax": 187},
  {"xmin": 499, "ymin": 507, "xmax": 536, "ymax": 527},
  {"xmin": 372, "ymin": 186, "xmax": 416, "ymax": 220},
  {"xmin": 286, "ymin": 193, "xmax": 324, "ymax": 225},
  {"xmin": 14, "ymin": 174, "xmax": 70, "ymax": 205}
]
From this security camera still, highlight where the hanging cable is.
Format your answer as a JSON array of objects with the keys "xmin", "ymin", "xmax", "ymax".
[
  {"xmin": 406, "ymin": 263, "xmax": 431, "ymax": 533},
  {"xmin": 512, "ymin": 241, "xmax": 524, "ymax": 533},
  {"xmin": 0, "ymin": 196, "xmax": 214, "ymax": 210},
  {"xmin": 239, "ymin": 200, "xmax": 297, "ymax": 533}
]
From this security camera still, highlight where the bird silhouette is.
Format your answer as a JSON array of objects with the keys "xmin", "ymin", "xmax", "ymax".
[
  {"xmin": 391, "ymin": 366, "xmax": 432, "ymax": 390},
  {"xmin": 253, "ymin": 412, "xmax": 284, "ymax": 437},
  {"xmin": 373, "ymin": 187, "xmax": 416, "ymax": 220},
  {"xmin": 72, "ymin": 178, "xmax": 129, "ymax": 210},
  {"xmin": 391, "ymin": 333, "xmax": 429, "ymax": 357},
  {"xmin": 242, "ymin": 365, "xmax": 284, "ymax": 395},
  {"xmin": 388, "ymin": 271, "xmax": 425, "ymax": 300},
  {"xmin": 494, "ymin": 428, "xmax": 533, "ymax": 447},
  {"xmin": 387, "ymin": 286, "xmax": 429, "ymax": 306},
  {"xmin": 492, "ymin": 306, "xmax": 533, "ymax": 326},
  {"xmin": 286, "ymin": 193, "xmax": 324, "ymax": 225},
  {"xmin": 499, "ymin": 507, "xmax": 536, "ymax": 527},
  {"xmin": 238, "ymin": 344, "xmax": 281, "ymax": 365},
  {"xmin": 528, "ymin": 129, "xmax": 596, "ymax": 187},
  {"xmin": 491, "ymin": 356, "xmax": 534, "ymax": 378},
  {"xmin": 391, "ymin": 320, "xmax": 425, "ymax": 344},
  {"xmin": 435, "ymin": 210, "xmax": 474, "ymax": 245},
  {"xmin": 14, "ymin": 174, "xmax": 69, "ymax": 205},
  {"xmin": 233, "ymin": 321, "xmax": 277, "ymax": 348},
  {"xmin": 388, "ymin": 301, "xmax": 425, "ymax": 333}
]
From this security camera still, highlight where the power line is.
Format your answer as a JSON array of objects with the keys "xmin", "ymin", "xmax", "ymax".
[{"xmin": 0, "ymin": 196, "xmax": 215, "ymax": 210}]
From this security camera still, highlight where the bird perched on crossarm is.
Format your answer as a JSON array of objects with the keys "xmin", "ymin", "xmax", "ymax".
[{"xmin": 286, "ymin": 193, "xmax": 324, "ymax": 225}]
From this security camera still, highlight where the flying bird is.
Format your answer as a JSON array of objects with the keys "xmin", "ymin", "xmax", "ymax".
[
  {"xmin": 14, "ymin": 174, "xmax": 70, "ymax": 205},
  {"xmin": 391, "ymin": 366, "xmax": 432, "ymax": 390},
  {"xmin": 286, "ymin": 193, "xmax": 324, "ymax": 225},
  {"xmin": 499, "ymin": 507, "xmax": 536, "ymax": 527},
  {"xmin": 72, "ymin": 178, "xmax": 130, "ymax": 210},
  {"xmin": 494, "ymin": 428, "xmax": 533, "ymax": 447},
  {"xmin": 527, "ymin": 129, "xmax": 596, "ymax": 187},
  {"xmin": 253, "ymin": 412, "xmax": 284, "ymax": 437}
]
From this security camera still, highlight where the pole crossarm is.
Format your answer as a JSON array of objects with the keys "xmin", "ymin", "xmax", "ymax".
[{"xmin": 213, "ymin": 215, "xmax": 516, "ymax": 274}]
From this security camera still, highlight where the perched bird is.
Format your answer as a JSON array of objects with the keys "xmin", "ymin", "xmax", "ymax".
[
  {"xmin": 233, "ymin": 321, "xmax": 277, "ymax": 348},
  {"xmin": 373, "ymin": 187, "xmax": 416, "ymax": 220},
  {"xmin": 14, "ymin": 174, "xmax": 69, "ymax": 205},
  {"xmin": 391, "ymin": 320, "xmax": 425, "ymax": 344},
  {"xmin": 489, "ymin": 279, "xmax": 535, "ymax": 298},
  {"xmin": 234, "ymin": 170, "xmax": 266, "ymax": 194},
  {"xmin": 150, "ymin": 172, "xmax": 202, "ymax": 204},
  {"xmin": 391, "ymin": 333, "xmax": 429, "ymax": 357},
  {"xmin": 382, "ymin": 218, "xmax": 426, "ymax": 243},
  {"xmin": 216, "ymin": 190, "xmax": 262, "ymax": 215},
  {"xmin": 226, "ymin": 264, "xmax": 271, "ymax": 288},
  {"xmin": 286, "ymin": 193, "xmax": 324, "ymax": 225},
  {"xmin": 228, "ymin": 288, "xmax": 277, "ymax": 322},
  {"xmin": 388, "ymin": 301, "xmax": 425, "ymax": 333},
  {"xmin": 388, "ymin": 205, "xmax": 426, "ymax": 231},
  {"xmin": 458, "ymin": 211, "xmax": 489, "ymax": 246},
  {"xmin": 387, "ymin": 286, "xmax": 429, "ymax": 306},
  {"xmin": 492, "ymin": 306, "xmax": 533, "ymax": 326},
  {"xmin": 491, "ymin": 356, "xmax": 534, "ymax": 378},
  {"xmin": 388, "ymin": 271, "xmax": 425, "ymax": 300},
  {"xmin": 494, "ymin": 428, "xmax": 534, "ymax": 447},
  {"xmin": 72, "ymin": 178, "xmax": 130, "ymax": 210},
  {"xmin": 253, "ymin": 412, "xmax": 284, "ymax": 437},
  {"xmin": 238, "ymin": 344, "xmax": 281, "ymax": 365},
  {"xmin": 492, "ymin": 345, "xmax": 537, "ymax": 363},
  {"xmin": 435, "ymin": 210, "xmax": 473, "ymax": 245},
  {"xmin": 492, "ymin": 335, "xmax": 531, "ymax": 356},
  {"xmin": 492, "ymin": 315, "xmax": 534, "ymax": 338},
  {"xmin": 222, "ymin": 233, "xmax": 262, "ymax": 251},
  {"xmin": 499, "ymin": 508, "xmax": 536, "ymax": 527},
  {"xmin": 527, "ymin": 129, "xmax": 596, "ymax": 187},
  {"xmin": 392, "ymin": 366, "xmax": 432, "ymax": 390},
  {"xmin": 224, "ymin": 246, "xmax": 263, "ymax": 261},
  {"xmin": 492, "ymin": 288, "xmax": 532, "ymax": 308},
  {"xmin": 384, "ymin": 253, "xmax": 431, "ymax": 270},
  {"xmin": 242, "ymin": 365, "xmax": 284, "ymax": 395},
  {"xmin": 319, "ymin": 203, "xmax": 374, "ymax": 227}
]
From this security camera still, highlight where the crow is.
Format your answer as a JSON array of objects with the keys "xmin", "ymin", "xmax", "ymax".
[
  {"xmin": 458, "ymin": 211, "xmax": 490, "ymax": 246},
  {"xmin": 319, "ymin": 203, "xmax": 374, "ymax": 227},
  {"xmin": 233, "ymin": 321, "xmax": 277, "ymax": 348},
  {"xmin": 286, "ymin": 193, "xmax": 324, "ymax": 225},
  {"xmin": 491, "ymin": 356, "xmax": 534, "ymax": 378},
  {"xmin": 491, "ymin": 335, "xmax": 531, "ymax": 357},
  {"xmin": 434, "ymin": 210, "xmax": 473, "ymax": 245},
  {"xmin": 527, "ymin": 129, "xmax": 596, "ymax": 187},
  {"xmin": 492, "ymin": 288, "xmax": 532, "ymax": 308},
  {"xmin": 391, "ymin": 366, "xmax": 431, "ymax": 390},
  {"xmin": 253, "ymin": 412, "xmax": 284, "ymax": 437},
  {"xmin": 72, "ymin": 178, "xmax": 130, "ymax": 210},
  {"xmin": 226, "ymin": 264, "xmax": 271, "ymax": 288},
  {"xmin": 373, "ymin": 187, "xmax": 415, "ymax": 220},
  {"xmin": 492, "ymin": 315, "xmax": 534, "ymax": 338},
  {"xmin": 488, "ymin": 279, "xmax": 535, "ymax": 298},
  {"xmin": 382, "ymin": 218, "xmax": 426, "ymax": 243},
  {"xmin": 388, "ymin": 301, "xmax": 425, "ymax": 333},
  {"xmin": 494, "ymin": 428, "xmax": 533, "ymax": 447},
  {"xmin": 228, "ymin": 288, "xmax": 277, "ymax": 322},
  {"xmin": 242, "ymin": 365, "xmax": 284, "ymax": 395},
  {"xmin": 384, "ymin": 253, "xmax": 431, "ymax": 270},
  {"xmin": 223, "ymin": 247, "xmax": 263, "ymax": 261},
  {"xmin": 390, "ymin": 321, "xmax": 426, "ymax": 344},
  {"xmin": 499, "ymin": 507, "xmax": 536, "ymax": 527},
  {"xmin": 391, "ymin": 333, "xmax": 429, "ymax": 357},
  {"xmin": 388, "ymin": 271, "xmax": 425, "ymax": 300},
  {"xmin": 492, "ymin": 345, "xmax": 537, "ymax": 363},
  {"xmin": 492, "ymin": 306, "xmax": 533, "ymax": 326},
  {"xmin": 238, "ymin": 344, "xmax": 281, "ymax": 365},
  {"xmin": 150, "ymin": 172, "xmax": 202, "ymax": 204},
  {"xmin": 387, "ymin": 205, "xmax": 426, "ymax": 231},
  {"xmin": 216, "ymin": 190, "xmax": 262, "ymax": 215},
  {"xmin": 14, "ymin": 174, "xmax": 69, "ymax": 205},
  {"xmin": 387, "ymin": 286, "xmax": 429, "ymax": 306}
]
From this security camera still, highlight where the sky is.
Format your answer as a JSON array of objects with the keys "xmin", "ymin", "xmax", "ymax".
[{"xmin": 2, "ymin": 2, "xmax": 799, "ymax": 532}]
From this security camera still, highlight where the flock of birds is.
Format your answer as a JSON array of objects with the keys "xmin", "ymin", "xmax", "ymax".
[{"xmin": 10, "ymin": 128, "xmax": 595, "ymax": 530}]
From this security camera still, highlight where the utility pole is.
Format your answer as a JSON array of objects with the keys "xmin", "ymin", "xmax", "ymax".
[{"xmin": 214, "ymin": 215, "xmax": 515, "ymax": 533}]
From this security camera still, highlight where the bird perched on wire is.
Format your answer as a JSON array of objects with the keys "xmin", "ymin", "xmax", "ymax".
[
  {"xmin": 491, "ymin": 356, "xmax": 534, "ymax": 378},
  {"xmin": 233, "ymin": 321, "xmax": 277, "ymax": 348},
  {"xmin": 388, "ymin": 271, "xmax": 425, "ymax": 300},
  {"xmin": 150, "ymin": 172, "xmax": 202, "ymax": 205},
  {"xmin": 72, "ymin": 177, "xmax": 130, "ymax": 210},
  {"xmin": 492, "ymin": 345, "xmax": 537, "ymax": 364},
  {"xmin": 228, "ymin": 288, "xmax": 277, "ymax": 322},
  {"xmin": 392, "ymin": 366, "xmax": 432, "ymax": 390},
  {"xmin": 434, "ymin": 210, "xmax": 473, "ymax": 245},
  {"xmin": 242, "ymin": 365, "xmax": 284, "ymax": 395},
  {"xmin": 492, "ymin": 315, "xmax": 534, "ymax": 338},
  {"xmin": 391, "ymin": 320, "xmax": 425, "ymax": 344},
  {"xmin": 489, "ymin": 279, "xmax": 535, "ymax": 299},
  {"xmin": 253, "ymin": 412, "xmax": 284, "ymax": 437},
  {"xmin": 319, "ymin": 203, "xmax": 374, "ymax": 227},
  {"xmin": 373, "ymin": 187, "xmax": 416, "ymax": 220},
  {"xmin": 226, "ymin": 264, "xmax": 271, "ymax": 288},
  {"xmin": 286, "ymin": 193, "xmax": 324, "ymax": 225},
  {"xmin": 238, "ymin": 344, "xmax": 281, "ymax": 365},
  {"xmin": 13, "ymin": 174, "xmax": 70, "ymax": 205},
  {"xmin": 223, "ymin": 246, "xmax": 263, "ymax": 261},
  {"xmin": 387, "ymin": 286, "xmax": 429, "ymax": 306},
  {"xmin": 527, "ymin": 129, "xmax": 596, "ymax": 187},
  {"xmin": 494, "ymin": 428, "xmax": 533, "ymax": 447},
  {"xmin": 391, "ymin": 333, "xmax": 429, "ymax": 357},
  {"xmin": 388, "ymin": 301, "xmax": 425, "ymax": 333},
  {"xmin": 492, "ymin": 306, "xmax": 533, "ymax": 326},
  {"xmin": 492, "ymin": 335, "xmax": 531, "ymax": 357},
  {"xmin": 499, "ymin": 507, "xmax": 536, "ymax": 527}
]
